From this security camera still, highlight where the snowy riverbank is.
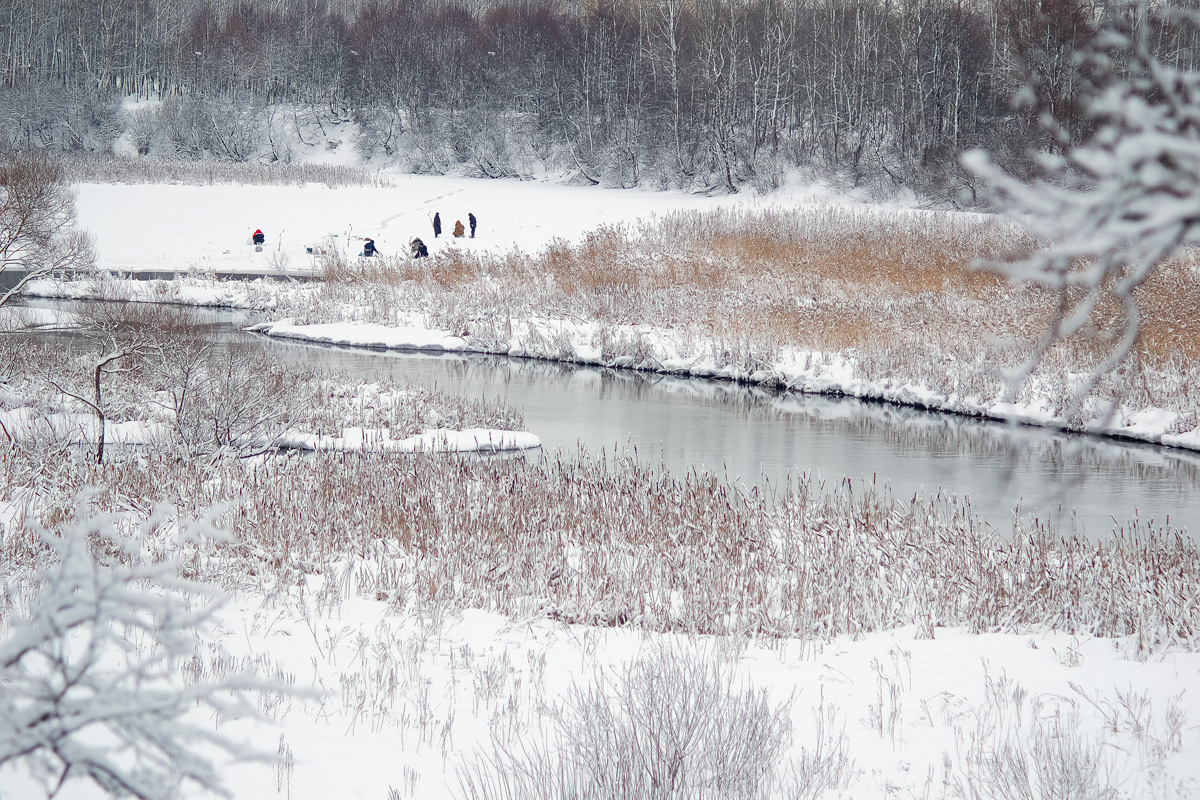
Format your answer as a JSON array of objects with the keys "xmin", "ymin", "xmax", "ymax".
[
  {"xmin": 20, "ymin": 173, "xmax": 1197, "ymax": 454},
  {"xmin": 247, "ymin": 314, "xmax": 1200, "ymax": 453},
  {"xmin": 24, "ymin": 272, "xmax": 1200, "ymax": 455}
]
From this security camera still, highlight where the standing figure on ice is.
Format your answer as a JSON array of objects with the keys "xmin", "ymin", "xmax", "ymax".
[
  {"xmin": 468, "ymin": 212, "xmax": 477, "ymax": 238},
  {"xmin": 433, "ymin": 212, "xmax": 442, "ymax": 238}
]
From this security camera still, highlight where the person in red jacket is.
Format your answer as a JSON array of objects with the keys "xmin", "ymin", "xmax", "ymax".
[{"xmin": 252, "ymin": 229, "xmax": 265, "ymax": 245}]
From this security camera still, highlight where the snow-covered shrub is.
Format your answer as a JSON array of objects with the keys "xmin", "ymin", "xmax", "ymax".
[
  {"xmin": 949, "ymin": 674, "xmax": 1124, "ymax": 800},
  {"xmin": 459, "ymin": 648, "xmax": 794, "ymax": 800},
  {"xmin": 0, "ymin": 85, "xmax": 121, "ymax": 154},
  {"xmin": 153, "ymin": 94, "xmax": 266, "ymax": 162},
  {"xmin": 125, "ymin": 105, "xmax": 161, "ymax": 157},
  {"xmin": 355, "ymin": 105, "xmax": 405, "ymax": 159},
  {"xmin": 200, "ymin": 93, "xmax": 267, "ymax": 162}
]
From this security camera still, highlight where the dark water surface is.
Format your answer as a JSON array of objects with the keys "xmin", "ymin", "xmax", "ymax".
[{"xmin": 25, "ymin": 299, "xmax": 1200, "ymax": 539}]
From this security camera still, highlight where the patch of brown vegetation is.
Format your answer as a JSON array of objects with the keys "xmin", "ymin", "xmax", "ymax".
[
  {"xmin": 1135, "ymin": 259, "xmax": 1200, "ymax": 360},
  {"xmin": 304, "ymin": 206, "xmax": 1197, "ymax": 413}
]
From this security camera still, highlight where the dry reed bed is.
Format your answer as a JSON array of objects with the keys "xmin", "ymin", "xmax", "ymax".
[
  {"xmin": 7, "ymin": 447, "xmax": 1195, "ymax": 656},
  {"xmin": 291, "ymin": 207, "xmax": 1200, "ymax": 428}
]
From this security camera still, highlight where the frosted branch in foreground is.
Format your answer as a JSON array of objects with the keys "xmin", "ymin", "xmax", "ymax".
[
  {"xmin": 966, "ymin": 0, "xmax": 1200, "ymax": 408},
  {"xmin": 0, "ymin": 500, "xmax": 275, "ymax": 800}
]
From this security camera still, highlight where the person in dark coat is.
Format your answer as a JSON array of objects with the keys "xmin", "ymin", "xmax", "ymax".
[
  {"xmin": 433, "ymin": 213, "xmax": 442, "ymax": 238},
  {"xmin": 252, "ymin": 229, "xmax": 265, "ymax": 245},
  {"xmin": 363, "ymin": 237, "xmax": 379, "ymax": 257},
  {"xmin": 468, "ymin": 212, "xmax": 477, "ymax": 238},
  {"xmin": 410, "ymin": 237, "xmax": 428, "ymax": 258}
]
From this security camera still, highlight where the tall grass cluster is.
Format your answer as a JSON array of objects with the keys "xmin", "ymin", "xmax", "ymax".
[
  {"xmin": 277, "ymin": 206, "xmax": 1200, "ymax": 433},
  {"xmin": 4, "ymin": 441, "xmax": 1195, "ymax": 656},
  {"xmin": 58, "ymin": 153, "xmax": 387, "ymax": 188}
]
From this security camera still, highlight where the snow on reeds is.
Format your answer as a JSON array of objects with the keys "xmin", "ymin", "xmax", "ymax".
[
  {"xmin": 3, "ymin": 424, "xmax": 1195, "ymax": 797},
  {"xmin": 59, "ymin": 152, "xmax": 387, "ymax": 187},
  {"xmin": 266, "ymin": 206, "xmax": 1200, "ymax": 438},
  {"xmin": 7, "ymin": 444, "xmax": 1195, "ymax": 657}
]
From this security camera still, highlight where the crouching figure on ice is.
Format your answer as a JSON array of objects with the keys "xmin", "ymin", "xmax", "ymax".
[{"xmin": 410, "ymin": 237, "xmax": 428, "ymax": 258}]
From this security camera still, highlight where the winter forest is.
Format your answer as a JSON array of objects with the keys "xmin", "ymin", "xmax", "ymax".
[{"xmin": 4, "ymin": 0, "xmax": 1188, "ymax": 197}]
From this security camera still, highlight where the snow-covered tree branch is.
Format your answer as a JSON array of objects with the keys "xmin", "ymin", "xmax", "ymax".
[
  {"xmin": 965, "ymin": 0, "xmax": 1200, "ymax": 405},
  {"xmin": 0, "ymin": 500, "xmax": 275, "ymax": 800}
]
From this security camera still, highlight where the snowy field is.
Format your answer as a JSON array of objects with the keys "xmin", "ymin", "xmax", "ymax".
[
  {"xmin": 4, "ymin": 483, "xmax": 1198, "ymax": 800},
  {"xmin": 5, "ymin": 559, "xmax": 1199, "ymax": 800},
  {"xmin": 4, "ymin": 173, "xmax": 1199, "ymax": 800},
  {"xmin": 73, "ymin": 175, "xmax": 833, "ymax": 275}
]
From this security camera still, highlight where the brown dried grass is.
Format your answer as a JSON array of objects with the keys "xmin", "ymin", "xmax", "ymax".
[
  {"xmin": 290, "ymin": 205, "xmax": 1199, "ymax": 412},
  {"xmin": 1134, "ymin": 257, "xmax": 1200, "ymax": 360},
  {"xmin": 8, "ymin": 445, "xmax": 1196, "ymax": 652}
]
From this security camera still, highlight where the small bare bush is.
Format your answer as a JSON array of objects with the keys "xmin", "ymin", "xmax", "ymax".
[
  {"xmin": 951, "ymin": 675, "xmax": 1120, "ymax": 800},
  {"xmin": 459, "ymin": 648, "xmax": 793, "ymax": 800}
]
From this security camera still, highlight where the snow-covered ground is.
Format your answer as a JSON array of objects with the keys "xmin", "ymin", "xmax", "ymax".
[
  {"xmin": 206, "ymin": 603, "xmax": 1200, "ymax": 800},
  {"xmin": 5, "ymin": 586, "xmax": 1198, "ymax": 800},
  {"xmin": 5, "ymin": 173, "xmax": 1199, "ymax": 799},
  {"xmin": 73, "ymin": 176, "xmax": 820, "ymax": 276}
]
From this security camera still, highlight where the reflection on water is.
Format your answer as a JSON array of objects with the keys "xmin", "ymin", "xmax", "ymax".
[{"xmin": 21, "ymin": 299, "xmax": 1200, "ymax": 539}]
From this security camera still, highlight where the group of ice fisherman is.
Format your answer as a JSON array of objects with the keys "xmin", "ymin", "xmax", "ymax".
[{"xmin": 254, "ymin": 210, "xmax": 478, "ymax": 260}]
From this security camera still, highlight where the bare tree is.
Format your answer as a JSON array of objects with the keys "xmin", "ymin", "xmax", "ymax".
[
  {"xmin": 147, "ymin": 333, "xmax": 309, "ymax": 459},
  {"xmin": 197, "ymin": 339, "xmax": 309, "ymax": 456},
  {"xmin": 0, "ymin": 155, "xmax": 95, "ymax": 308},
  {"xmin": 0, "ymin": 500, "xmax": 274, "ymax": 800},
  {"xmin": 47, "ymin": 302, "xmax": 152, "ymax": 464},
  {"xmin": 966, "ymin": 0, "xmax": 1200, "ymax": 403}
]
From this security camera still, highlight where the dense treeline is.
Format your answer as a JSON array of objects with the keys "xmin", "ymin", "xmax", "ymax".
[{"xmin": 1, "ymin": 0, "xmax": 1197, "ymax": 198}]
